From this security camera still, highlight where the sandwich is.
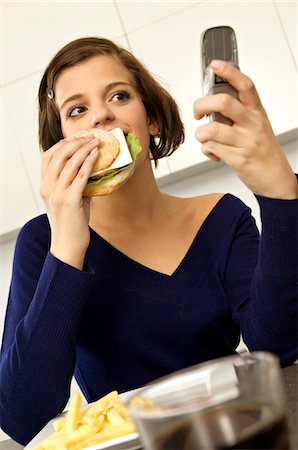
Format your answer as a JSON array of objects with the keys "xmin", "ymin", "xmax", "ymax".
[{"xmin": 72, "ymin": 128, "xmax": 142, "ymax": 196}]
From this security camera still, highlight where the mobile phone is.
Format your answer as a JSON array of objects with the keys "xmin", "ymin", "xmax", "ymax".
[{"xmin": 201, "ymin": 26, "xmax": 239, "ymax": 125}]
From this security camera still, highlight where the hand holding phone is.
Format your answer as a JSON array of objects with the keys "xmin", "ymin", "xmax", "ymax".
[{"xmin": 201, "ymin": 26, "xmax": 239, "ymax": 125}]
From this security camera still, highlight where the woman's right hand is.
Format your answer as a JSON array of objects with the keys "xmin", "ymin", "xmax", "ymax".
[{"xmin": 40, "ymin": 135, "xmax": 100, "ymax": 270}]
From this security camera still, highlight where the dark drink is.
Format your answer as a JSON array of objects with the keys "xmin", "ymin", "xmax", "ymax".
[
  {"xmin": 129, "ymin": 354, "xmax": 290, "ymax": 450},
  {"xmin": 145, "ymin": 401, "xmax": 291, "ymax": 449}
]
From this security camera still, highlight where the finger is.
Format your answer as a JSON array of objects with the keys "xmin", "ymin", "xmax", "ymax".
[
  {"xmin": 40, "ymin": 136, "xmax": 90, "ymax": 178},
  {"xmin": 195, "ymin": 120, "xmax": 243, "ymax": 148},
  {"xmin": 201, "ymin": 140, "xmax": 247, "ymax": 169},
  {"xmin": 203, "ymin": 150, "xmax": 221, "ymax": 162},
  {"xmin": 194, "ymin": 93, "xmax": 248, "ymax": 125},
  {"xmin": 72, "ymin": 148, "xmax": 100, "ymax": 194},
  {"xmin": 210, "ymin": 60, "xmax": 261, "ymax": 109},
  {"xmin": 201, "ymin": 141, "xmax": 224, "ymax": 162},
  {"xmin": 43, "ymin": 136, "xmax": 98, "ymax": 184},
  {"xmin": 57, "ymin": 138, "xmax": 100, "ymax": 189},
  {"xmin": 41, "ymin": 143, "xmax": 59, "ymax": 179}
]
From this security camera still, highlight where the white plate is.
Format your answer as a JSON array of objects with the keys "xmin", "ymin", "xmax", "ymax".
[{"xmin": 25, "ymin": 389, "xmax": 142, "ymax": 450}]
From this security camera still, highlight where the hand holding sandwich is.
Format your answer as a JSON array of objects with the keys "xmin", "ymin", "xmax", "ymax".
[{"xmin": 40, "ymin": 134, "xmax": 100, "ymax": 270}]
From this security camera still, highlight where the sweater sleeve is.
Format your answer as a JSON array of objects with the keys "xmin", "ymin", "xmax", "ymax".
[
  {"xmin": 0, "ymin": 217, "xmax": 94, "ymax": 445},
  {"xmin": 224, "ymin": 196, "xmax": 298, "ymax": 367}
]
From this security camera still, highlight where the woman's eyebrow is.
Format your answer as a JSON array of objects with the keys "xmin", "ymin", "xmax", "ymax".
[
  {"xmin": 59, "ymin": 82, "xmax": 133, "ymax": 112},
  {"xmin": 60, "ymin": 94, "xmax": 84, "ymax": 112}
]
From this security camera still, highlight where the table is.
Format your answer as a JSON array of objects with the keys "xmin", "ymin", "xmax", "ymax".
[{"xmin": 1, "ymin": 364, "xmax": 297, "ymax": 449}]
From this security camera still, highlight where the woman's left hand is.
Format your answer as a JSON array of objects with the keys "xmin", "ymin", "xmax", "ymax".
[{"xmin": 194, "ymin": 60, "xmax": 298, "ymax": 199}]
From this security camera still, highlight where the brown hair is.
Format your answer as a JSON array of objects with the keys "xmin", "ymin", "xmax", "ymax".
[{"xmin": 38, "ymin": 37, "xmax": 184, "ymax": 164}]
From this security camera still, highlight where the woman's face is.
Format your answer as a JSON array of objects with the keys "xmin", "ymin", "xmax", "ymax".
[{"xmin": 55, "ymin": 55, "xmax": 158, "ymax": 154}]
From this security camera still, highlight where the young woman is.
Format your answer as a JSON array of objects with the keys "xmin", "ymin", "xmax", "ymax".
[{"xmin": 1, "ymin": 37, "xmax": 297, "ymax": 445}]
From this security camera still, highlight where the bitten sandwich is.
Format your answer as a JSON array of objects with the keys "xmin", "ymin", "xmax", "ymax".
[{"xmin": 72, "ymin": 128, "xmax": 142, "ymax": 196}]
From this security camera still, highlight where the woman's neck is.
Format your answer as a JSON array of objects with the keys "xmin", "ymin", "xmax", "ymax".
[{"xmin": 89, "ymin": 156, "xmax": 167, "ymax": 231}]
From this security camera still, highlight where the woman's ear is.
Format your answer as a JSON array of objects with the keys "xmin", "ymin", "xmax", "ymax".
[{"xmin": 148, "ymin": 118, "xmax": 159, "ymax": 136}]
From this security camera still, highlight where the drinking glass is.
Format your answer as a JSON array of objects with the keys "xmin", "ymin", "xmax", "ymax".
[{"xmin": 128, "ymin": 352, "xmax": 291, "ymax": 449}]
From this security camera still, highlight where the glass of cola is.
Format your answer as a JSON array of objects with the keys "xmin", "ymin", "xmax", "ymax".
[{"xmin": 129, "ymin": 352, "xmax": 292, "ymax": 450}]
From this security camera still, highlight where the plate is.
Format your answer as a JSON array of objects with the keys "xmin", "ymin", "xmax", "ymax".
[
  {"xmin": 25, "ymin": 426, "xmax": 140, "ymax": 450},
  {"xmin": 24, "ymin": 389, "xmax": 142, "ymax": 450}
]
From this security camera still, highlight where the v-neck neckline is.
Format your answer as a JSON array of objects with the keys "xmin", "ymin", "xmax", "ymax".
[{"xmin": 89, "ymin": 194, "xmax": 229, "ymax": 279}]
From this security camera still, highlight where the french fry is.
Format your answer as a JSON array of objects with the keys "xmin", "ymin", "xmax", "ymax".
[
  {"xmin": 109, "ymin": 399, "xmax": 130, "ymax": 420},
  {"xmin": 37, "ymin": 430, "xmax": 64, "ymax": 448},
  {"xmin": 130, "ymin": 395, "xmax": 154, "ymax": 409},
  {"xmin": 83, "ymin": 390, "xmax": 118, "ymax": 417},
  {"xmin": 80, "ymin": 413, "xmax": 105, "ymax": 428},
  {"xmin": 53, "ymin": 409, "xmax": 85, "ymax": 433},
  {"xmin": 53, "ymin": 416, "xmax": 66, "ymax": 433},
  {"xmin": 56, "ymin": 444, "xmax": 68, "ymax": 450},
  {"xmin": 35, "ymin": 390, "xmax": 136, "ymax": 450},
  {"xmin": 39, "ymin": 424, "xmax": 100, "ymax": 450},
  {"xmin": 65, "ymin": 392, "xmax": 82, "ymax": 433},
  {"xmin": 106, "ymin": 407, "xmax": 126, "ymax": 426},
  {"xmin": 69, "ymin": 421, "xmax": 136, "ymax": 450}
]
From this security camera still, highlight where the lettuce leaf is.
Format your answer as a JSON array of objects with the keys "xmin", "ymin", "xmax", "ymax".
[
  {"xmin": 126, "ymin": 134, "xmax": 142, "ymax": 160},
  {"xmin": 87, "ymin": 165, "xmax": 130, "ymax": 187}
]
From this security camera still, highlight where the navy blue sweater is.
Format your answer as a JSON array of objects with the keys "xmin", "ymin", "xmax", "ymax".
[{"xmin": 1, "ymin": 194, "xmax": 297, "ymax": 444}]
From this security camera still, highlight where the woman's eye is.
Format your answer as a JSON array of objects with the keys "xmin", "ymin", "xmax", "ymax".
[
  {"xmin": 111, "ymin": 91, "xmax": 131, "ymax": 103},
  {"xmin": 67, "ymin": 106, "xmax": 86, "ymax": 118}
]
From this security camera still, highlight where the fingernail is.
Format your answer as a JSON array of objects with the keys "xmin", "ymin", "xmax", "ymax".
[{"xmin": 211, "ymin": 60, "xmax": 224, "ymax": 70}]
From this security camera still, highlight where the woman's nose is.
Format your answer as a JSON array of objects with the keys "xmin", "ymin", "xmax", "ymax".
[{"xmin": 90, "ymin": 103, "xmax": 115, "ymax": 128}]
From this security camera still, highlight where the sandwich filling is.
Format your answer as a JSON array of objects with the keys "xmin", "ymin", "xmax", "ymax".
[{"xmin": 86, "ymin": 129, "xmax": 142, "ymax": 187}]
